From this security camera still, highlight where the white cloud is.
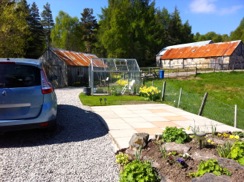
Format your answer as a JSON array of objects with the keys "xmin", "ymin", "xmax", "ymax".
[
  {"xmin": 219, "ymin": 5, "xmax": 243, "ymax": 15},
  {"xmin": 190, "ymin": 0, "xmax": 216, "ymax": 13},
  {"xmin": 190, "ymin": 0, "xmax": 243, "ymax": 15}
]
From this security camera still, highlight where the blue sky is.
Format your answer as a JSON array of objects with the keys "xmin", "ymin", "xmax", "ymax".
[{"xmin": 27, "ymin": 0, "xmax": 243, "ymax": 35}]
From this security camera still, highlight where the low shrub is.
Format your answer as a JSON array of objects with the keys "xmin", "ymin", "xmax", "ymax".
[
  {"xmin": 139, "ymin": 85, "xmax": 161, "ymax": 101},
  {"xmin": 217, "ymin": 142, "xmax": 233, "ymax": 158},
  {"xmin": 227, "ymin": 141, "xmax": 244, "ymax": 166},
  {"xmin": 120, "ymin": 160, "xmax": 160, "ymax": 182},
  {"xmin": 116, "ymin": 152, "xmax": 129, "ymax": 166},
  {"xmin": 162, "ymin": 127, "xmax": 190, "ymax": 144},
  {"xmin": 189, "ymin": 159, "xmax": 231, "ymax": 177}
]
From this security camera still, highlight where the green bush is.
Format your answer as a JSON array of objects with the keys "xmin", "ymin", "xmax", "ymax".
[
  {"xmin": 227, "ymin": 141, "xmax": 244, "ymax": 166},
  {"xmin": 162, "ymin": 127, "xmax": 189, "ymax": 144},
  {"xmin": 120, "ymin": 160, "xmax": 160, "ymax": 182},
  {"xmin": 189, "ymin": 159, "xmax": 231, "ymax": 177}
]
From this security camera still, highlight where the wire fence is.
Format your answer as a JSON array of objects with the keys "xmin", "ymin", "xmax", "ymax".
[{"xmin": 161, "ymin": 82, "xmax": 244, "ymax": 129}]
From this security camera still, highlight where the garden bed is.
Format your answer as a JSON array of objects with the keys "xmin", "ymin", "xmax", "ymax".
[
  {"xmin": 140, "ymin": 138, "xmax": 243, "ymax": 182},
  {"xmin": 116, "ymin": 130, "xmax": 244, "ymax": 182}
]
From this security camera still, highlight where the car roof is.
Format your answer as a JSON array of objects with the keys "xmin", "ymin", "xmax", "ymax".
[{"xmin": 0, "ymin": 58, "xmax": 42, "ymax": 68}]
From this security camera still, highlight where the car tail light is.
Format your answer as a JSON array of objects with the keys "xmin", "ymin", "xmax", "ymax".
[
  {"xmin": 39, "ymin": 122, "xmax": 49, "ymax": 127},
  {"xmin": 41, "ymin": 70, "xmax": 53, "ymax": 94}
]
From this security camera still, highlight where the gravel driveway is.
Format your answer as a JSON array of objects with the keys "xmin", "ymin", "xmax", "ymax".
[{"xmin": 0, "ymin": 88, "xmax": 119, "ymax": 182}]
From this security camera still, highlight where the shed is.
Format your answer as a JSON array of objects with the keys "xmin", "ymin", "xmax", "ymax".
[
  {"xmin": 156, "ymin": 40, "xmax": 213, "ymax": 67},
  {"xmin": 39, "ymin": 48, "xmax": 99, "ymax": 88},
  {"xmin": 159, "ymin": 40, "xmax": 244, "ymax": 69}
]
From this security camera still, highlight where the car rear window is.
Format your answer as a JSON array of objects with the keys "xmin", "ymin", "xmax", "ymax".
[{"xmin": 0, "ymin": 64, "xmax": 41, "ymax": 88}]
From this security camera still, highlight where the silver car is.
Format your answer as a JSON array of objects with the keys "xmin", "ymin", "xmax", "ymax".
[{"xmin": 0, "ymin": 58, "xmax": 57, "ymax": 133}]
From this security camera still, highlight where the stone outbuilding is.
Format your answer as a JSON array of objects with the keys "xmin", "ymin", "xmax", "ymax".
[
  {"xmin": 39, "ymin": 48, "xmax": 100, "ymax": 88},
  {"xmin": 157, "ymin": 40, "xmax": 244, "ymax": 70}
]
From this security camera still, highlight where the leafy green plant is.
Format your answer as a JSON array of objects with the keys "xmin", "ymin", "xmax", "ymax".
[
  {"xmin": 232, "ymin": 131, "xmax": 244, "ymax": 138},
  {"xmin": 159, "ymin": 146, "xmax": 167, "ymax": 159},
  {"xmin": 227, "ymin": 141, "xmax": 244, "ymax": 166},
  {"xmin": 187, "ymin": 120, "xmax": 200, "ymax": 135},
  {"xmin": 116, "ymin": 152, "xmax": 129, "ymax": 166},
  {"xmin": 120, "ymin": 160, "xmax": 160, "ymax": 182},
  {"xmin": 189, "ymin": 159, "xmax": 231, "ymax": 177},
  {"xmin": 135, "ymin": 147, "xmax": 142, "ymax": 161},
  {"xmin": 217, "ymin": 142, "xmax": 233, "ymax": 158},
  {"xmin": 162, "ymin": 127, "xmax": 190, "ymax": 144}
]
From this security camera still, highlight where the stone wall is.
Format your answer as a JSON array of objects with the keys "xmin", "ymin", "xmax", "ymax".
[{"xmin": 39, "ymin": 49, "xmax": 68, "ymax": 88}]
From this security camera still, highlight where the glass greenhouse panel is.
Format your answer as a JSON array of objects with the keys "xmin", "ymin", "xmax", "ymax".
[{"xmin": 89, "ymin": 58, "xmax": 141, "ymax": 95}]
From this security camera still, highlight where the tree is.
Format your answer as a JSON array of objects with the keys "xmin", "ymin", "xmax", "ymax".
[
  {"xmin": 80, "ymin": 8, "xmax": 98, "ymax": 53},
  {"xmin": 167, "ymin": 7, "xmax": 193, "ymax": 45},
  {"xmin": 193, "ymin": 31, "xmax": 230, "ymax": 42},
  {"xmin": 0, "ymin": 0, "xmax": 30, "ymax": 57},
  {"xmin": 26, "ymin": 2, "xmax": 45, "ymax": 58},
  {"xmin": 51, "ymin": 11, "xmax": 82, "ymax": 51},
  {"xmin": 181, "ymin": 20, "xmax": 194, "ymax": 43},
  {"xmin": 230, "ymin": 17, "xmax": 244, "ymax": 42},
  {"xmin": 98, "ymin": 0, "xmax": 159, "ymax": 66},
  {"xmin": 41, "ymin": 2, "xmax": 54, "ymax": 49},
  {"xmin": 155, "ymin": 8, "xmax": 171, "ymax": 48}
]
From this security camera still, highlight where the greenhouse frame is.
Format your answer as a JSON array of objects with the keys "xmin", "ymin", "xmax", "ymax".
[{"xmin": 88, "ymin": 58, "xmax": 141, "ymax": 95}]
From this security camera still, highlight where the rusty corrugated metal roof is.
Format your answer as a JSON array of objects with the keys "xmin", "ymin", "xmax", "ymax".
[
  {"xmin": 161, "ymin": 40, "xmax": 241, "ymax": 60},
  {"xmin": 52, "ymin": 48, "xmax": 101, "ymax": 67}
]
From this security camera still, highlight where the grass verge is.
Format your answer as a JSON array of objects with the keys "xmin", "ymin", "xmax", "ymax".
[{"xmin": 79, "ymin": 93, "xmax": 154, "ymax": 106}]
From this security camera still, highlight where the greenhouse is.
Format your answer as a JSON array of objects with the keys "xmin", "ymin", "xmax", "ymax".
[{"xmin": 88, "ymin": 58, "xmax": 141, "ymax": 95}]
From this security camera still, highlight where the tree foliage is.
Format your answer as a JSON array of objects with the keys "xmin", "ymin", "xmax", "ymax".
[
  {"xmin": 0, "ymin": 0, "xmax": 30, "ymax": 57},
  {"xmin": 25, "ymin": 2, "xmax": 45, "ymax": 58},
  {"xmin": 230, "ymin": 17, "xmax": 244, "ymax": 43},
  {"xmin": 194, "ymin": 31, "xmax": 230, "ymax": 43},
  {"xmin": 97, "ymin": 1, "xmax": 194, "ymax": 66},
  {"xmin": 80, "ymin": 8, "xmax": 98, "ymax": 53},
  {"xmin": 51, "ymin": 11, "xmax": 82, "ymax": 51},
  {"xmin": 98, "ymin": 0, "xmax": 159, "ymax": 65},
  {"xmin": 41, "ymin": 2, "xmax": 54, "ymax": 48}
]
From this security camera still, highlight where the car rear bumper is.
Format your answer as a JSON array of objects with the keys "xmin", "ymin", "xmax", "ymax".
[
  {"xmin": 0, "ymin": 95, "xmax": 57, "ymax": 132},
  {"xmin": 0, "ymin": 119, "xmax": 56, "ymax": 133}
]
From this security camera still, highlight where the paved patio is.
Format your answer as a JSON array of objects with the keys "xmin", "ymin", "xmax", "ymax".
[{"xmin": 91, "ymin": 104, "xmax": 243, "ymax": 151}]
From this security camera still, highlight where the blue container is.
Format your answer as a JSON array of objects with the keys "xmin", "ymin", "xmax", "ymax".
[{"xmin": 159, "ymin": 70, "xmax": 164, "ymax": 79}]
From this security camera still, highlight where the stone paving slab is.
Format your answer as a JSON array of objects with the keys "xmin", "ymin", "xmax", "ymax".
[{"xmin": 91, "ymin": 104, "xmax": 243, "ymax": 150}]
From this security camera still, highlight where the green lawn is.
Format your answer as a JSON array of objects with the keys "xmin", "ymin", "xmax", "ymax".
[{"xmin": 149, "ymin": 71, "xmax": 244, "ymax": 129}]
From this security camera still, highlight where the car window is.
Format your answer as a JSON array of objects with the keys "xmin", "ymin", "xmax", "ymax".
[{"xmin": 0, "ymin": 64, "xmax": 41, "ymax": 88}]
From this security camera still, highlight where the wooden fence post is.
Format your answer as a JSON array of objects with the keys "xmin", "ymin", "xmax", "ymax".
[
  {"xmin": 198, "ymin": 92, "xmax": 208, "ymax": 116},
  {"xmin": 234, "ymin": 105, "xmax": 237, "ymax": 128},
  {"xmin": 177, "ymin": 88, "xmax": 182, "ymax": 108},
  {"xmin": 161, "ymin": 81, "xmax": 166, "ymax": 101}
]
